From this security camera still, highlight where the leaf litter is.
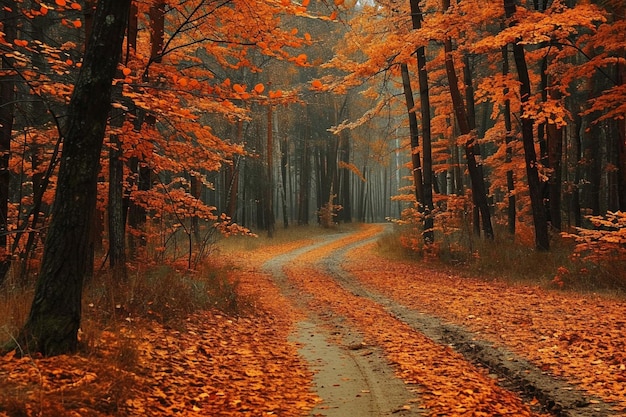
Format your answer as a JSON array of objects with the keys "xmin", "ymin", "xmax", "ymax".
[{"xmin": 2, "ymin": 224, "xmax": 624, "ymax": 416}]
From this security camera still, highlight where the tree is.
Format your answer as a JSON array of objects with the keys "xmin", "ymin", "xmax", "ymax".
[
  {"xmin": 503, "ymin": 0, "xmax": 549, "ymax": 251},
  {"xmin": 0, "ymin": 4, "xmax": 17, "ymax": 285},
  {"xmin": 10, "ymin": 0, "xmax": 131, "ymax": 356},
  {"xmin": 410, "ymin": 0, "xmax": 435, "ymax": 244},
  {"xmin": 441, "ymin": 0, "xmax": 494, "ymax": 240}
]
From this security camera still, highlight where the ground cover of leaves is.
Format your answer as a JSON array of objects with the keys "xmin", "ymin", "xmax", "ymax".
[
  {"xmin": 0, "ymin": 237, "xmax": 319, "ymax": 417},
  {"xmin": 282, "ymin": 224, "xmax": 550, "ymax": 417},
  {"xmin": 341, "ymin": 229, "xmax": 626, "ymax": 414}
]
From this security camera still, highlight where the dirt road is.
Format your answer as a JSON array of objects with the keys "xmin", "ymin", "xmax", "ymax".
[{"xmin": 261, "ymin": 224, "xmax": 620, "ymax": 417}]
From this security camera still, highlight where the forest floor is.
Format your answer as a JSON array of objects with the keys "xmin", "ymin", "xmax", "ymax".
[{"xmin": 1, "ymin": 223, "xmax": 625, "ymax": 416}]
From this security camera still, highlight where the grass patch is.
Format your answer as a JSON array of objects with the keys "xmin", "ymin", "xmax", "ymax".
[
  {"xmin": 378, "ymin": 224, "xmax": 626, "ymax": 296},
  {"xmin": 85, "ymin": 263, "xmax": 244, "ymax": 325}
]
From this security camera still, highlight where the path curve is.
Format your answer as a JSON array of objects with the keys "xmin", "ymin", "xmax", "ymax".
[
  {"xmin": 262, "ymin": 225, "xmax": 615, "ymax": 417},
  {"xmin": 321, "ymin": 227, "xmax": 614, "ymax": 417},
  {"xmin": 262, "ymin": 232, "xmax": 422, "ymax": 417}
]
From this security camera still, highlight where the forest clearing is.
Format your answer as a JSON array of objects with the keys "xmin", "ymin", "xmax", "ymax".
[{"xmin": 2, "ymin": 224, "xmax": 624, "ymax": 416}]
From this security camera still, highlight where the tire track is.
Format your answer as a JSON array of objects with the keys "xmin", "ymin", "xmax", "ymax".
[
  {"xmin": 262, "ymin": 231, "xmax": 423, "ymax": 417},
  {"xmin": 318, "ymin": 226, "xmax": 615, "ymax": 417}
]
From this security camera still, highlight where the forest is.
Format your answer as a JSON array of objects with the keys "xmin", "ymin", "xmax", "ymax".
[
  {"xmin": 0, "ymin": 0, "xmax": 626, "ymax": 417},
  {"xmin": 0, "ymin": 0, "xmax": 625, "ymax": 415}
]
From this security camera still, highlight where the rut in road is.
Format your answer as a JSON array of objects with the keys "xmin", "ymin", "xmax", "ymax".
[
  {"xmin": 266, "ymin": 225, "xmax": 616, "ymax": 417},
  {"xmin": 263, "ymin": 233, "xmax": 423, "ymax": 417}
]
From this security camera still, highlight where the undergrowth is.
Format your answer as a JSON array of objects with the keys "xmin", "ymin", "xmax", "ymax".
[
  {"xmin": 385, "ymin": 221, "xmax": 626, "ymax": 296},
  {"xmin": 0, "ymin": 261, "xmax": 243, "ymax": 416}
]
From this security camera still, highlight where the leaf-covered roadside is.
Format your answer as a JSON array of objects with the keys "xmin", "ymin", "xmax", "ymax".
[
  {"xmin": 343, "ymin": 233, "xmax": 626, "ymax": 414},
  {"xmin": 0, "ymin": 237, "xmax": 319, "ymax": 417},
  {"xmin": 0, "ymin": 310, "xmax": 317, "ymax": 417}
]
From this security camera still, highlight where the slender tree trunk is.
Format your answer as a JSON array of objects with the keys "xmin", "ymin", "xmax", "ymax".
[
  {"xmin": 0, "ymin": 5, "xmax": 17, "ymax": 285},
  {"xmin": 297, "ymin": 126, "xmax": 310, "ymax": 225},
  {"xmin": 225, "ymin": 121, "xmax": 242, "ymax": 221},
  {"xmin": 502, "ymin": 44, "xmax": 516, "ymax": 235},
  {"xmin": 338, "ymin": 130, "xmax": 352, "ymax": 223},
  {"xmin": 616, "ymin": 38, "xmax": 626, "ymax": 211},
  {"xmin": 442, "ymin": 0, "xmax": 493, "ymax": 240},
  {"xmin": 401, "ymin": 63, "xmax": 424, "ymax": 206},
  {"xmin": 409, "ymin": 0, "xmax": 434, "ymax": 244},
  {"xmin": 547, "ymin": 121, "xmax": 563, "ymax": 230},
  {"xmin": 265, "ymin": 105, "xmax": 275, "ymax": 237},
  {"xmin": 108, "ymin": 131, "xmax": 126, "ymax": 276},
  {"xmin": 504, "ymin": 0, "xmax": 550, "ymax": 251},
  {"xmin": 280, "ymin": 136, "xmax": 289, "ymax": 228},
  {"xmin": 11, "ymin": 0, "xmax": 131, "ymax": 356}
]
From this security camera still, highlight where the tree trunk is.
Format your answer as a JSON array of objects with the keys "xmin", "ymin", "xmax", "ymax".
[
  {"xmin": 504, "ymin": 0, "xmax": 550, "ymax": 251},
  {"xmin": 297, "ymin": 127, "xmax": 310, "ymax": 225},
  {"xmin": 265, "ymin": 105, "xmax": 275, "ymax": 237},
  {"xmin": 409, "ymin": 0, "xmax": 434, "ymax": 244},
  {"xmin": 0, "ymin": 5, "xmax": 17, "ymax": 285},
  {"xmin": 442, "ymin": 0, "xmax": 493, "ymax": 240},
  {"xmin": 502, "ymin": 44, "xmax": 516, "ymax": 235},
  {"xmin": 108, "ymin": 131, "xmax": 127, "ymax": 277},
  {"xmin": 12, "ymin": 0, "xmax": 131, "ymax": 356},
  {"xmin": 401, "ymin": 63, "xmax": 424, "ymax": 207},
  {"xmin": 280, "ymin": 136, "xmax": 289, "ymax": 228}
]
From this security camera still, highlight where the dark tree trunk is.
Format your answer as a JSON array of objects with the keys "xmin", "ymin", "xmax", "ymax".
[
  {"xmin": 338, "ymin": 130, "xmax": 352, "ymax": 223},
  {"xmin": 401, "ymin": 63, "xmax": 424, "ymax": 207},
  {"xmin": 443, "ymin": 36, "xmax": 494, "ymax": 240},
  {"xmin": 297, "ymin": 127, "xmax": 310, "ymax": 225},
  {"xmin": 149, "ymin": 1, "xmax": 165, "ymax": 64},
  {"xmin": 0, "ymin": 5, "xmax": 17, "ymax": 285},
  {"xmin": 11, "ymin": 0, "xmax": 131, "ymax": 356},
  {"xmin": 127, "ymin": 158, "xmax": 150, "ymax": 254},
  {"xmin": 410, "ymin": 0, "xmax": 435, "ymax": 244},
  {"xmin": 502, "ymin": 44, "xmax": 516, "ymax": 235},
  {"xmin": 505, "ymin": 0, "xmax": 550, "ymax": 251},
  {"xmin": 265, "ymin": 105, "xmax": 275, "ymax": 237},
  {"xmin": 547, "ymin": 121, "xmax": 563, "ymax": 230},
  {"xmin": 108, "ymin": 132, "xmax": 126, "ymax": 277},
  {"xmin": 280, "ymin": 136, "xmax": 289, "ymax": 228},
  {"xmin": 615, "ymin": 50, "xmax": 626, "ymax": 211}
]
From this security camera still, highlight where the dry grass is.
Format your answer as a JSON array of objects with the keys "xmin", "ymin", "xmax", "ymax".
[
  {"xmin": 380, "ymin": 224, "xmax": 626, "ymax": 296},
  {"xmin": 0, "ymin": 260, "xmax": 245, "ymax": 417}
]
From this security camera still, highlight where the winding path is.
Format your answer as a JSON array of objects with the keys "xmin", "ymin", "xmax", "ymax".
[{"xmin": 262, "ymin": 225, "xmax": 616, "ymax": 417}]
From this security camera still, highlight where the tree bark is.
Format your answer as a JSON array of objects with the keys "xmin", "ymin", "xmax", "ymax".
[
  {"xmin": 442, "ymin": 0, "xmax": 493, "ymax": 240},
  {"xmin": 401, "ymin": 63, "xmax": 424, "ymax": 207},
  {"xmin": 12, "ymin": 0, "xmax": 131, "ymax": 356},
  {"xmin": 409, "ymin": 0, "xmax": 435, "ymax": 244},
  {"xmin": 502, "ymin": 44, "xmax": 516, "ymax": 235},
  {"xmin": 504, "ymin": 0, "xmax": 550, "ymax": 251},
  {"xmin": 265, "ymin": 104, "xmax": 275, "ymax": 237},
  {"xmin": 0, "ymin": 5, "xmax": 17, "ymax": 285}
]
